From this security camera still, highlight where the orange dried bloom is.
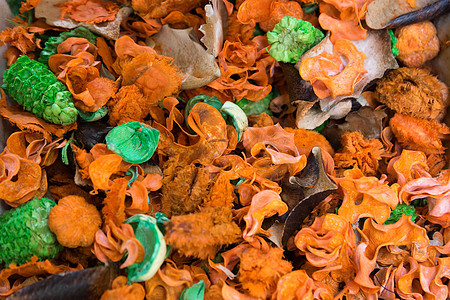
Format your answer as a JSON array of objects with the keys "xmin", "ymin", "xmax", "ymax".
[
  {"xmin": 57, "ymin": 0, "xmax": 120, "ymax": 24},
  {"xmin": 389, "ymin": 113, "xmax": 450, "ymax": 155},
  {"xmin": 165, "ymin": 207, "xmax": 241, "ymax": 259},
  {"xmin": 273, "ymin": 270, "xmax": 334, "ymax": 300},
  {"xmin": 294, "ymin": 213, "xmax": 356, "ymax": 283},
  {"xmin": 225, "ymin": 11, "xmax": 254, "ymax": 43},
  {"xmin": 100, "ymin": 276, "xmax": 145, "ymax": 300},
  {"xmin": 0, "ymin": 27, "xmax": 41, "ymax": 54},
  {"xmin": 121, "ymin": 52, "xmax": 182, "ymax": 104},
  {"xmin": 49, "ymin": 195, "xmax": 102, "ymax": 248},
  {"xmin": 89, "ymin": 154, "xmax": 131, "ymax": 192},
  {"xmin": 335, "ymin": 167, "xmax": 399, "ymax": 224},
  {"xmin": 243, "ymin": 190, "xmax": 288, "ymax": 244},
  {"xmin": 237, "ymin": 0, "xmax": 303, "ymax": 32},
  {"xmin": 396, "ymin": 21, "xmax": 440, "ymax": 68},
  {"xmin": 387, "ymin": 150, "xmax": 428, "ymax": 186},
  {"xmin": 107, "ymin": 85, "xmax": 148, "ymax": 126},
  {"xmin": 318, "ymin": 12, "xmax": 367, "ymax": 44},
  {"xmin": 132, "ymin": 0, "xmax": 204, "ymax": 19},
  {"xmin": 300, "ymin": 39, "xmax": 367, "ymax": 99},
  {"xmin": 375, "ymin": 68, "xmax": 449, "ymax": 121},
  {"xmin": 238, "ymin": 246, "xmax": 292, "ymax": 299},
  {"xmin": 400, "ymin": 170, "xmax": 450, "ymax": 227},
  {"xmin": 102, "ymin": 178, "xmax": 128, "ymax": 225},
  {"xmin": 284, "ymin": 127, "xmax": 335, "ymax": 156},
  {"xmin": 0, "ymin": 153, "xmax": 43, "ymax": 207},
  {"xmin": 93, "ymin": 221, "xmax": 145, "ymax": 269},
  {"xmin": 334, "ymin": 131, "xmax": 384, "ymax": 176},
  {"xmin": 208, "ymin": 36, "xmax": 276, "ymax": 101},
  {"xmin": 5, "ymin": 131, "xmax": 66, "ymax": 167}
]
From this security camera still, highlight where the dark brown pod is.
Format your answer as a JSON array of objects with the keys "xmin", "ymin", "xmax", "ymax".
[
  {"xmin": 385, "ymin": 0, "xmax": 450, "ymax": 29},
  {"xmin": 279, "ymin": 62, "xmax": 318, "ymax": 104},
  {"xmin": 7, "ymin": 263, "xmax": 120, "ymax": 300}
]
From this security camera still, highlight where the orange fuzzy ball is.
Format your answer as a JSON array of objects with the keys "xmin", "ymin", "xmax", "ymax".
[{"xmin": 49, "ymin": 195, "xmax": 102, "ymax": 248}]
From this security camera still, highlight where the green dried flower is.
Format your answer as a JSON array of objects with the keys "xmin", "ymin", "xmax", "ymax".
[
  {"xmin": 267, "ymin": 16, "xmax": 324, "ymax": 63},
  {"xmin": 384, "ymin": 203, "xmax": 418, "ymax": 225},
  {"xmin": 105, "ymin": 122, "xmax": 160, "ymax": 164},
  {"xmin": 39, "ymin": 27, "xmax": 97, "ymax": 65},
  {"xmin": 2, "ymin": 55, "xmax": 78, "ymax": 125},
  {"xmin": 0, "ymin": 197, "xmax": 62, "ymax": 266}
]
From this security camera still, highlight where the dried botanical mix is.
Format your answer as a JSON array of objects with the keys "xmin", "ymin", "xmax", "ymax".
[{"xmin": 0, "ymin": 0, "xmax": 449, "ymax": 299}]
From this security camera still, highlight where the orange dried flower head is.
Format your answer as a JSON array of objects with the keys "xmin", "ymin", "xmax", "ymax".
[
  {"xmin": 389, "ymin": 113, "xmax": 450, "ymax": 155},
  {"xmin": 57, "ymin": 0, "xmax": 120, "ymax": 24},
  {"xmin": 0, "ymin": 27, "xmax": 41, "ymax": 54},
  {"xmin": 132, "ymin": 0, "xmax": 204, "ymax": 19},
  {"xmin": 49, "ymin": 195, "xmax": 102, "ymax": 248},
  {"xmin": 334, "ymin": 131, "xmax": 384, "ymax": 176},
  {"xmin": 239, "ymin": 246, "xmax": 292, "ymax": 299},
  {"xmin": 100, "ymin": 275, "xmax": 145, "ymax": 300},
  {"xmin": 376, "ymin": 68, "xmax": 449, "ymax": 121},
  {"xmin": 122, "ymin": 52, "xmax": 182, "ymax": 104},
  {"xmin": 284, "ymin": 127, "xmax": 335, "ymax": 156},
  {"xmin": 164, "ymin": 207, "xmax": 241, "ymax": 259},
  {"xmin": 300, "ymin": 39, "xmax": 367, "ymax": 99},
  {"xmin": 395, "ymin": 21, "xmax": 440, "ymax": 68}
]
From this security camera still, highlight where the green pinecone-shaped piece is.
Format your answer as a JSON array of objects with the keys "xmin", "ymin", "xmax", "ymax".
[
  {"xmin": 2, "ymin": 55, "xmax": 78, "ymax": 126},
  {"xmin": 0, "ymin": 197, "xmax": 63, "ymax": 266}
]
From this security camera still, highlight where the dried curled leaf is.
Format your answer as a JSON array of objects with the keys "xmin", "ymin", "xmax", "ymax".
[
  {"xmin": 93, "ymin": 222, "xmax": 145, "ymax": 269},
  {"xmin": 335, "ymin": 167, "xmax": 399, "ymax": 224},
  {"xmin": 300, "ymin": 39, "xmax": 367, "ymax": 99},
  {"xmin": 49, "ymin": 195, "xmax": 102, "ymax": 248},
  {"xmin": 294, "ymin": 213, "xmax": 356, "ymax": 283},
  {"xmin": 243, "ymin": 190, "xmax": 288, "ymax": 244},
  {"xmin": 0, "ymin": 153, "xmax": 43, "ymax": 206},
  {"xmin": 57, "ymin": 0, "xmax": 120, "ymax": 24},
  {"xmin": 387, "ymin": 149, "xmax": 429, "ymax": 186},
  {"xmin": 165, "ymin": 207, "xmax": 241, "ymax": 259},
  {"xmin": 0, "ymin": 256, "xmax": 82, "ymax": 297}
]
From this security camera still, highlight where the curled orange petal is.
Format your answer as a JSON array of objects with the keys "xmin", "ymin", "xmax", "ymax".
[{"xmin": 300, "ymin": 39, "xmax": 367, "ymax": 99}]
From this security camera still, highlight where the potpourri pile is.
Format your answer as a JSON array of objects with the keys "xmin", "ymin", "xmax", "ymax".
[{"xmin": 0, "ymin": 0, "xmax": 449, "ymax": 299}]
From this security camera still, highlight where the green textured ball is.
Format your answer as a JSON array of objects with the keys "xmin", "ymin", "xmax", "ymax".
[
  {"xmin": 0, "ymin": 197, "xmax": 63, "ymax": 266},
  {"xmin": 2, "ymin": 55, "xmax": 78, "ymax": 126}
]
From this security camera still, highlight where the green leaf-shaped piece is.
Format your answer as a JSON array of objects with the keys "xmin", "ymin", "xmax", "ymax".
[
  {"xmin": 125, "ymin": 214, "xmax": 167, "ymax": 283},
  {"xmin": 267, "ymin": 16, "xmax": 324, "ymax": 63},
  {"xmin": 384, "ymin": 203, "xmax": 418, "ymax": 225},
  {"xmin": 105, "ymin": 122, "xmax": 160, "ymax": 164},
  {"xmin": 221, "ymin": 101, "xmax": 248, "ymax": 141},
  {"xmin": 236, "ymin": 92, "xmax": 273, "ymax": 116},
  {"xmin": 388, "ymin": 30, "xmax": 399, "ymax": 57},
  {"xmin": 38, "ymin": 27, "xmax": 97, "ymax": 65},
  {"xmin": 180, "ymin": 280, "xmax": 205, "ymax": 300},
  {"xmin": 78, "ymin": 106, "xmax": 108, "ymax": 122}
]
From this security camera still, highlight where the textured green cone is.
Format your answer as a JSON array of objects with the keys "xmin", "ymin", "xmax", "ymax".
[
  {"xmin": 267, "ymin": 16, "xmax": 324, "ymax": 63},
  {"xmin": 2, "ymin": 55, "xmax": 78, "ymax": 126},
  {"xmin": 39, "ymin": 27, "xmax": 98, "ymax": 65},
  {"xmin": 0, "ymin": 197, "xmax": 63, "ymax": 266}
]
